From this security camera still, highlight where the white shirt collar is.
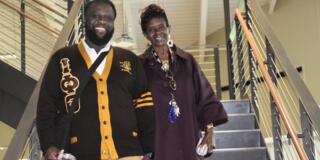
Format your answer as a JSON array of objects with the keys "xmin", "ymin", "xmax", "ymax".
[
  {"xmin": 81, "ymin": 38, "xmax": 111, "ymax": 56},
  {"xmin": 81, "ymin": 39, "xmax": 111, "ymax": 75}
]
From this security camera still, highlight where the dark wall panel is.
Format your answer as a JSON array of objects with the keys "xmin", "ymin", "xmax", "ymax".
[
  {"xmin": 0, "ymin": 60, "xmax": 36, "ymax": 128},
  {"xmin": 0, "ymin": 90, "xmax": 25, "ymax": 128}
]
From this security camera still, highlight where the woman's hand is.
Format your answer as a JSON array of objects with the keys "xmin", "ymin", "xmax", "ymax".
[
  {"xmin": 142, "ymin": 152, "xmax": 153, "ymax": 160},
  {"xmin": 201, "ymin": 127, "xmax": 215, "ymax": 154}
]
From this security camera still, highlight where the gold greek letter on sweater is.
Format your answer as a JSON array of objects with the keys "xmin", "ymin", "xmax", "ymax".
[{"xmin": 60, "ymin": 58, "xmax": 81, "ymax": 113}]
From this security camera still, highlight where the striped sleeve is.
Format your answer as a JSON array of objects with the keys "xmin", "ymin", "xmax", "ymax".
[{"xmin": 133, "ymin": 92, "xmax": 154, "ymax": 109}]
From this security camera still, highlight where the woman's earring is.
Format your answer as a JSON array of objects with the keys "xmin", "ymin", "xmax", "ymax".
[{"xmin": 167, "ymin": 34, "xmax": 174, "ymax": 48}]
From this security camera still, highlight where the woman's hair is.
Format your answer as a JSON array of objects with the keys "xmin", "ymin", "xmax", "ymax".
[{"xmin": 140, "ymin": 4, "xmax": 170, "ymax": 34}]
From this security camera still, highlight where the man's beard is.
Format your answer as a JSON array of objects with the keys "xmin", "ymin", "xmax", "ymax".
[{"xmin": 85, "ymin": 27, "xmax": 114, "ymax": 46}]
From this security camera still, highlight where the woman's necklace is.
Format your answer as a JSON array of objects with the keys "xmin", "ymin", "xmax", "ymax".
[
  {"xmin": 162, "ymin": 60, "xmax": 170, "ymax": 72},
  {"xmin": 151, "ymin": 47, "xmax": 180, "ymax": 124}
]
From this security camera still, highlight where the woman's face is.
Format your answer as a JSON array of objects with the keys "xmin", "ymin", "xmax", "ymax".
[{"xmin": 144, "ymin": 17, "xmax": 170, "ymax": 48}]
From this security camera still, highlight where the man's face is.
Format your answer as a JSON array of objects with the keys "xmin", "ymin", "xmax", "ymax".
[{"xmin": 85, "ymin": 3, "xmax": 115, "ymax": 45}]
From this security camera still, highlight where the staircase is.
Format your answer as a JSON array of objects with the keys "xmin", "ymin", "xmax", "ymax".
[{"xmin": 205, "ymin": 100, "xmax": 270, "ymax": 160}]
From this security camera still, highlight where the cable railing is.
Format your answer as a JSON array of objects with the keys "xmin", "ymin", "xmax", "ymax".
[
  {"xmin": 0, "ymin": 0, "xmax": 60, "ymax": 35},
  {"xmin": 234, "ymin": 8, "xmax": 306, "ymax": 159},
  {"xmin": 3, "ymin": 0, "xmax": 84, "ymax": 159},
  {"xmin": 30, "ymin": 0, "xmax": 67, "ymax": 19},
  {"xmin": 0, "ymin": 0, "xmax": 67, "ymax": 80},
  {"xmin": 227, "ymin": 0, "xmax": 320, "ymax": 159},
  {"xmin": 48, "ymin": 0, "xmax": 68, "ymax": 12}
]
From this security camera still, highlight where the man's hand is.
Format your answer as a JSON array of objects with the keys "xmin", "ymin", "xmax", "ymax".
[{"xmin": 45, "ymin": 146, "xmax": 60, "ymax": 160}]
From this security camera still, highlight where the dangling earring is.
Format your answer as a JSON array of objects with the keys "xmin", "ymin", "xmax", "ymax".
[{"xmin": 167, "ymin": 33, "xmax": 174, "ymax": 48}]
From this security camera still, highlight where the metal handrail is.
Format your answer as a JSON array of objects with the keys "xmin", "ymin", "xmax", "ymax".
[
  {"xmin": 247, "ymin": 0, "xmax": 320, "ymax": 136},
  {"xmin": 4, "ymin": 0, "xmax": 84, "ymax": 159},
  {"xmin": 235, "ymin": 8, "xmax": 308, "ymax": 160},
  {"xmin": 0, "ymin": 0, "xmax": 60, "ymax": 36}
]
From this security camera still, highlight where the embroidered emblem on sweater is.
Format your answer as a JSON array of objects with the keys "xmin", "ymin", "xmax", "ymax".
[
  {"xmin": 60, "ymin": 58, "xmax": 81, "ymax": 113},
  {"xmin": 120, "ymin": 61, "xmax": 132, "ymax": 75}
]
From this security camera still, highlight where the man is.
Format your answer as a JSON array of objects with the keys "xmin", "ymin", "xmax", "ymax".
[{"xmin": 36, "ymin": 0, "xmax": 154, "ymax": 159}]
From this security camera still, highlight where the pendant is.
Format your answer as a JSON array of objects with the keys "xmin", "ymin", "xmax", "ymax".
[
  {"xmin": 168, "ymin": 98, "xmax": 180, "ymax": 124},
  {"xmin": 162, "ymin": 60, "xmax": 169, "ymax": 72}
]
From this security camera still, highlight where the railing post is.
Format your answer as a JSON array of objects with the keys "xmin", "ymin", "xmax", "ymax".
[
  {"xmin": 224, "ymin": 0, "xmax": 235, "ymax": 99},
  {"xmin": 226, "ymin": 39, "xmax": 235, "ymax": 99},
  {"xmin": 20, "ymin": 0, "xmax": 26, "ymax": 74},
  {"xmin": 266, "ymin": 38, "xmax": 283, "ymax": 160},
  {"xmin": 235, "ymin": 18, "xmax": 245, "ymax": 99},
  {"xmin": 213, "ymin": 47, "xmax": 221, "ymax": 99},
  {"xmin": 300, "ymin": 101, "xmax": 315, "ymax": 160},
  {"xmin": 248, "ymin": 48, "xmax": 258, "ymax": 119},
  {"xmin": 245, "ymin": 0, "xmax": 259, "ymax": 121}
]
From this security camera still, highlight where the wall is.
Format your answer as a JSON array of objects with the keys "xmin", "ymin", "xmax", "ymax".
[
  {"xmin": 262, "ymin": 0, "xmax": 320, "ymax": 104},
  {"xmin": 0, "ymin": 60, "xmax": 36, "ymax": 158},
  {"xmin": 0, "ymin": 122, "xmax": 15, "ymax": 159},
  {"xmin": 206, "ymin": 28, "xmax": 231, "ymax": 100},
  {"xmin": 0, "ymin": 60, "xmax": 36, "ymax": 128},
  {"xmin": 206, "ymin": 27, "xmax": 226, "ymax": 46}
]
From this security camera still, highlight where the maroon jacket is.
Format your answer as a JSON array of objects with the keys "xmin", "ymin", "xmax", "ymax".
[{"xmin": 139, "ymin": 46, "xmax": 228, "ymax": 160}]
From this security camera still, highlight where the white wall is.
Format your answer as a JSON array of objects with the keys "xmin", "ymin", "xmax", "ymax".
[{"xmin": 262, "ymin": 0, "xmax": 320, "ymax": 104}]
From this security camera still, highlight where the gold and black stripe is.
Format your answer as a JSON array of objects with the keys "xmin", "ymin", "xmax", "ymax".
[{"xmin": 133, "ymin": 92, "xmax": 154, "ymax": 109}]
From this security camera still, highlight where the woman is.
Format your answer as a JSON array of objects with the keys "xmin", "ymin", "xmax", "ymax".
[{"xmin": 139, "ymin": 4, "xmax": 228, "ymax": 160}]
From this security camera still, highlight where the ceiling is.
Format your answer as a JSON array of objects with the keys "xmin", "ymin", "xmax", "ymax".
[{"xmin": 109, "ymin": 0, "xmax": 270, "ymax": 53}]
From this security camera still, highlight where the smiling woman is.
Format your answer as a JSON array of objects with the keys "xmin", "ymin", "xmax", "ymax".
[{"xmin": 139, "ymin": 4, "xmax": 228, "ymax": 160}]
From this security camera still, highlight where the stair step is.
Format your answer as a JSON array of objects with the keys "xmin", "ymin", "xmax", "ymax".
[
  {"xmin": 215, "ymin": 129, "xmax": 261, "ymax": 148},
  {"xmin": 221, "ymin": 100, "xmax": 251, "ymax": 114},
  {"xmin": 216, "ymin": 113, "xmax": 256, "ymax": 130},
  {"xmin": 205, "ymin": 147, "xmax": 268, "ymax": 160}
]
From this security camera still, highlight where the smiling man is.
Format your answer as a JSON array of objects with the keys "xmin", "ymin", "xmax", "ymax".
[{"xmin": 36, "ymin": 0, "xmax": 155, "ymax": 159}]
